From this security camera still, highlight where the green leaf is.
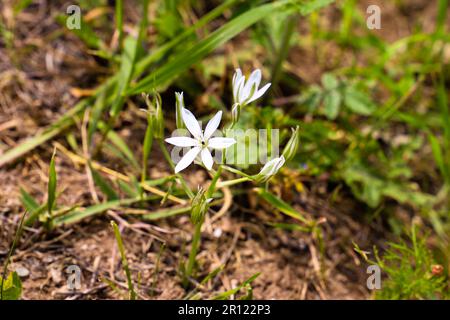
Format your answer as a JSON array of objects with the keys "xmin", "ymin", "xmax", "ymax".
[
  {"xmin": 47, "ymin": 149, "xmax": 57, "ymax": 216},
  {"xmin": 212, "ymin": 273, "xmax": 260, "ymax": 300},
  {"xmin": 323, "ymin": 90, "xmax": 341, "ymax": 119},
  {"xmin": 98, "ymin": 121, "xmax": 140, "ymax": 170},
  {"xmin": 88, "ymin": 90, "xmax": 107, "ymax": 146},
  {"xmin": 89, "ymin": 164, "xmax": 119, "ymax": 201},
  {"xmin": 19, "ymin": 188, "xmax": 39, "ymax": 213},
  {"xmin": 56, "ymin": 15, "xmax": 104, "ymax": 50},
  {"xmin": 255, "ymin": 188, "xmax": 309, "ymax": 224},
  {"xmin": 344, "ymin": 86, "xmax": 375, "ymax": 115},
  {"xmin": 110, "ymin": 36, "xmax": 140, "ymax": 117},
  {"xmin": 53, "ymin": 198, "xmax": 146, "ymax": 226},
  {"xmin": 115, "ymin": 0, "xmax": 124, "ymax": 48},
  {"xmin": 321, "ymin": 73, "xmax": 338, "ymax": 90},
  {"xmin": 143, "ymin": 206, "xmax": 191, "ymax": 220},
  {"xmin": 0, "ymin": 272, "xmax": 22, "ymax": 300}
]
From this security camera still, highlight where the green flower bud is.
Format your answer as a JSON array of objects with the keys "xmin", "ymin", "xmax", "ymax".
[
  {"xmin": 175, "ymin": 92, "xmax": 185, "ymax": 130},
  {"xmin": 190, "ymin": 188, "xmax": 212, "ymax": 225},
  {"xmin": 143, "ymin": 92, "xmax": 164, "ymax": 139},
  {"xmin": 253, "ymin": 156, "xmax": 285, "ymax": 183},
  {"xmin": 282, "ymin": 126, "xmax": 300, "ymax": 162}
]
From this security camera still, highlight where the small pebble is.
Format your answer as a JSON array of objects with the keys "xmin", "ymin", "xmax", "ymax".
[
  {"xmin": 213, "ymin": 228, "xmax": 222, "ymax": 238},
  {"xmin": 15, "ymin": 266, "xmax": 30, "ymax": 278}
]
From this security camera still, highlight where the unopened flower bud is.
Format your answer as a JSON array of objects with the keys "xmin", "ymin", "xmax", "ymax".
[
  {"xmin": 190, "ymin": 188, "xmax": 212, "ymax": 224},
  {"xmin": 282, "ymin": 126, "xmax": 300, "ymax": 162},
  {"xmin": 253, "ymin": 156, "xmax": 285, "ymax": 183},
  {"xmin": 143, "ymin": 92, "xmax": 164, "ymax": 139},
  {"xmin": 175, "ymin": 92, "xmax": 185, "ymax": 130}
]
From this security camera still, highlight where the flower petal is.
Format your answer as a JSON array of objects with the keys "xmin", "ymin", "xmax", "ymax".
[
  {"xmin": 181, "ymin": 107, "xmax": 203, "ymax": 140},
  {"xmin": 165, "ymin": 136, "xmax": 199, "ymax": 147},
  {"xmin": 175, "ymin": 146, "xmax": 201, "ymax": 173},
  {"xmin": 203, "ymin": 110, "xmax": 222, "ymax": 140},
  {"xmin": 247, "ymin": 82, "xmax": 271, "ymax": 104},
  {"xmin": 208, "ymin": 137, "xmax": 236, "ymax": 149},
  {"xmin": 235, "ymin": 76, "xmax": 245, "ymax": 103},
  {"xmin": 201, "ymin": 148, "xmax": 214, "ymax": 170},
  {"xmin": 242, "ymin": 69, "xmax": 261, "ymax": 102},
  {"xmin": 232, "ymin": 69, "xmax": 243, "ymax": 100}
]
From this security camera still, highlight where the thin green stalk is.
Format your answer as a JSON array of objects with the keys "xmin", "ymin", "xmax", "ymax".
[
  {"xmin": 111, "ymin": 221, "xmax": 136, "ymax": 300},
  {"xmin": 1, "ymin": 211, "xmax": 27, "ymax": 300},
  {"xmin": 184, "ymin": 221, "xmax": 202, "ymax": 287},
  {"xmin": 207, "ymin": 165, "xmax": 223, "ymax": 198},
  {"xmin": 115, "ymin": 0, "xmax": 124, "ymax": 49},
  {"xmin": 151, "ymin": 243, "xmax": 166, "ymax": 296},
  {"xmin": 216, "ymin": 177, "xmax": 251, "ymax": 188},
  {"xmin": 221, "ymin": 165, "xmax": 252, "ymax": 178},
  {"xmin": 184, "ymin": 166, "xmax": 223, "ymax": 287}
]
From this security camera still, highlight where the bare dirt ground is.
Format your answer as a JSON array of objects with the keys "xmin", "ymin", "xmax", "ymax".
[{"xmin": 0, "ymin": 0, "xmax": 444, "ymax": 299}]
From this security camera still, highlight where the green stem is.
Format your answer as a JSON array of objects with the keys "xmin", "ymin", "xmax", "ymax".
[
  {"xmin": 184, "ymin": 221, "xmax": 202, "ymax": 287},
  {"xmin": 221, "ymin": 165, "xmax": 251, "ymax": 178},
  {"xmin": 216, "ymin": 177, "xmax": 251, "ymax": 188},
  {"xmin": 111, "ymin": 221, "xmax": 136, "ymax": 300}
]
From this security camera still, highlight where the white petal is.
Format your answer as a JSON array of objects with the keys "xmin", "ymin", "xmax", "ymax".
[
  {"xmin": 203, "ymin": 110, "xmax": 222, "ymax": 140},
  {"xmin": 181, "ymin": 108, "xmax": 203, "ymax": 140},
  {"xmin": 234, "ymin": 76, "xmax": 245, "ymax": 104},
  {"xmin": 208, "ymin": 137, "xmax": 236, "ymax": 149},
  {"xmin": 165, "ymin": 136, "xmax": 199, "ymax": 147},
  {"xmin": 201, "ymin": 148, "xmax": 214, "ymax": 170},
  {"xmin": 175, "ymin": 146, "xmax": 201, "ymax": 173},
  {"xmin": 242, "ymin": 69, "xmax": 261, "ymax": 102},
  {"xmin": 232, "ymin": 69, "xmax": 243, "ymax": 99},
  {"xmin": 247, "ymin": 82, "xmax": 271, "ymax": 104}
]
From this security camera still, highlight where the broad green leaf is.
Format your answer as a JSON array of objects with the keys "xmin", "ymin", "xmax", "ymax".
[
  {"xmin": 323, "ymin": 90, "xmax": 341, "ymax": 119},
  {"xmin": 0, "ymin": 272, "xmax": 22, "ymax": 300},
  {"xmin": 344, "ymin": 86, "xmax": 375, "ymax": 115},
  {"xmin": 322, "ymin": 73, "xmax": 339, "ymax": 90}
]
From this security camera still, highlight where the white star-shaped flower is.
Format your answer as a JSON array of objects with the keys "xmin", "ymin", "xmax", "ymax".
[
  {"xmin": 166, "ymin": 107, "xmax": 236, "ymax": 173},
  {"xmin": 232, "ymin": 68, "xmax": 271, "ymax": 107}
]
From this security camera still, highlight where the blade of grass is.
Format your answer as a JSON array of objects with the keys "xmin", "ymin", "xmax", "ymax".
[
  {"xmin": 211, "ymin": 273, "xmax": 260, "ymax": 300},
  {"xmin": 89, "ymin": 163, "xmax": 119, "ymax": 200},
  {"xmin": 110, "ymin": 221, "xmax": 136, "ymax": 300},
  {"xmin": 255, "ymin": 188, "xmax": 310, "ymax": 224},
  {"xmin": 115, "ymin": 0, "xmax": 124, "ymax": 49},
  {"xmin": 47, "ymin": 149, "xmax": 57, "ymax": 219}
]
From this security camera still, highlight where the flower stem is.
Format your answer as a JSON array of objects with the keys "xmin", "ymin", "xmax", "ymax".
[
  {"xmin": 184, "ymin": 165, "xmax": 222, "ymax": 288},
  {"xmin": 184, "ymin": 220, "xmax": 202, "ymax": 287},
  {"xmin": 216, "ymin": 176, "xmax": 251, "ymax": 188}
]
